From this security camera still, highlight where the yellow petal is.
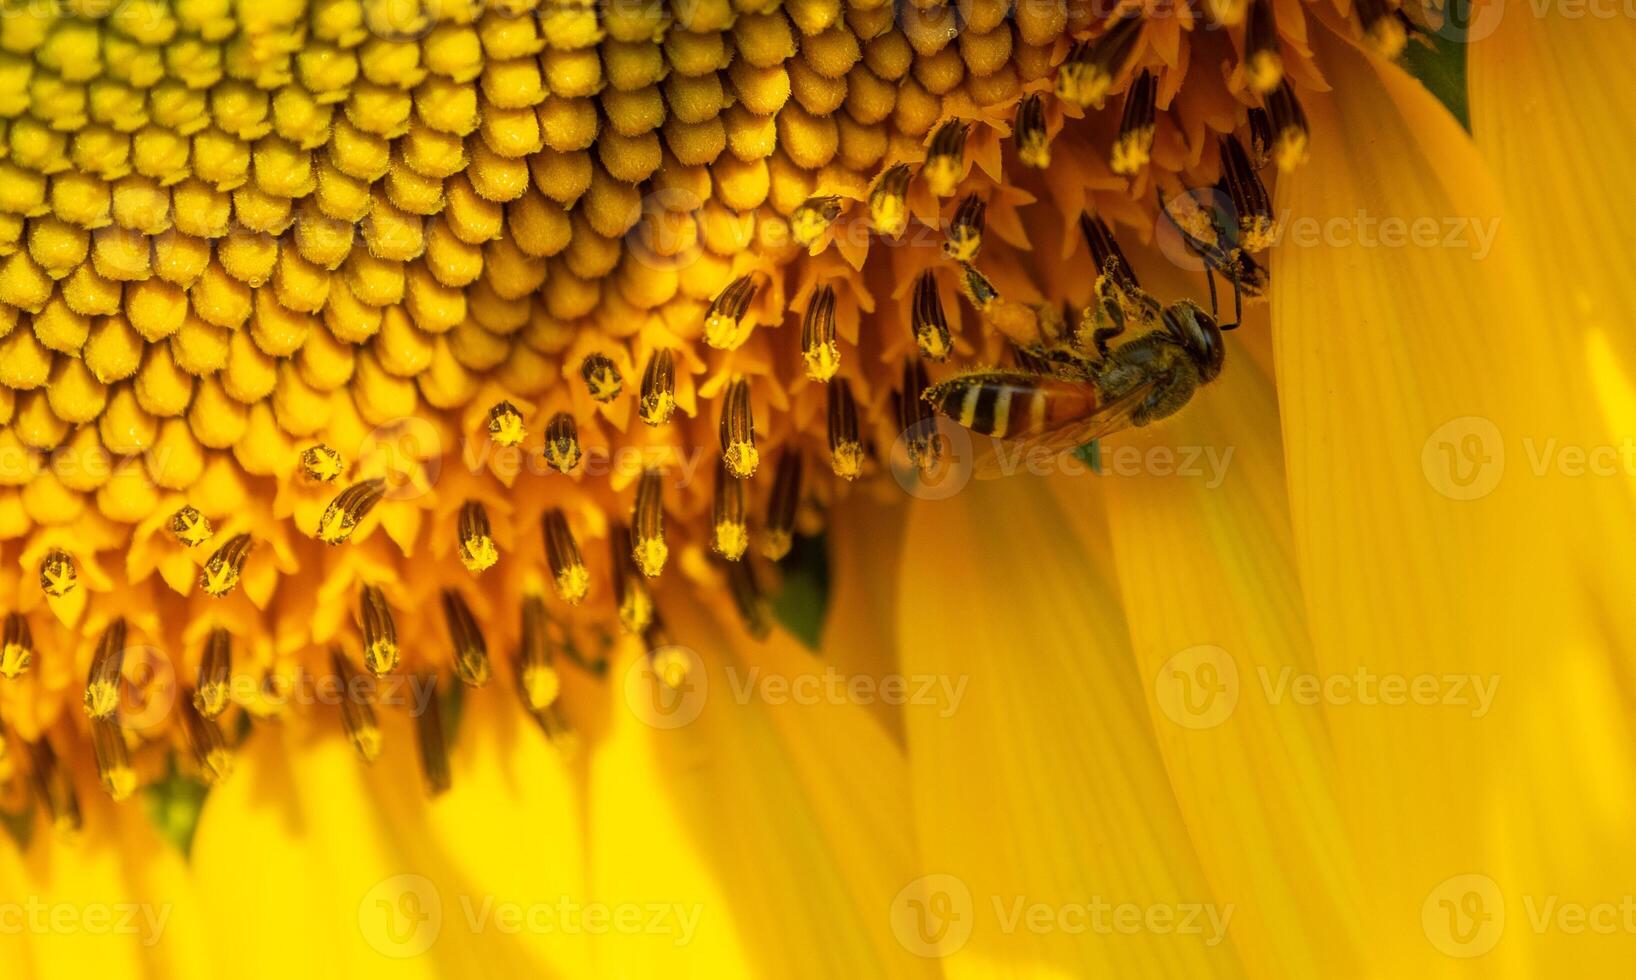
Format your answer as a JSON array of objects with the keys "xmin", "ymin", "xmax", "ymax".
[{"xmin": 897, "ymin": 477, "xmax": 1242, "ymax": 977}]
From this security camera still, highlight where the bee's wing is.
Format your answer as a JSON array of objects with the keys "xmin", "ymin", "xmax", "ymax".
[{"xmin": 968, "ymin": 379, "xmax": 1156, "ymax": 480}]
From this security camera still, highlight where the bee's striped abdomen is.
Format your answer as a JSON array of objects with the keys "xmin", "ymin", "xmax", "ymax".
[{"xmin": 928, "ymin": 371, "xmax": 1099, "ymax": 441}]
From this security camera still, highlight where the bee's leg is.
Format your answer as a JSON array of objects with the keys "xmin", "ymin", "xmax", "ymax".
[
  {"xmin": 1205, "ymin": 265, "xmax": 1219, "ymax": 319},
  {"xmin": 1087, "ymin": 295, "xmax": 1125, "ymax": 358},
  {"xmin": 1223, "ymin": 274, "xmax": 1243, "ymax": 332}
]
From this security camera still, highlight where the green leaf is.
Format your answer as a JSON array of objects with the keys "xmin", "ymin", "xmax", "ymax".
[
  {"xmin": 1072, "ymin": 440, "xmax": 1103, "ymax": 473},
  {"xmin": 142, "ymin": 757, "xmax": 210, "ymax": 857},
  {"xmin": 770, "ymin": 532, "xmax": 832, "ymax": 651},
  {"xmin": 1402, "ymin": 33, "xmax": 1470, "ymax": 131}
]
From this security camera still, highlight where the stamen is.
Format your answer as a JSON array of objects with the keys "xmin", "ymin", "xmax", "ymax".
[
  {"xmin": 726, "ymin": 559, "xmax": 770, "ymax": 640},
  {"xmin": 1243, "ymin": 0, "xmax": 1284, "ymax": 95},
  {"xmin": 1056, "ymin": 14, "xmax": 1143, "ymax": 109},
  {"xmin": 1, "ymin": 613, "xmax": 33, "ymax": 679},
  {"xmin": 331, "ymin": 647, "xmax": 382, "ymax": 763},
  {"xmin": 869, "ymin": 163, "xmax": 911, "ymax": 238},
  {"xmin": 1357, "ymin": 0, "xmax": 1408, "ymax": 57},
  {"xmin": 922, "ymin": 119, "xmax": 968, "ymax": 198},
  {"xmin": 168, "ymin": 505, "xmax": 214, "ymax": 547},
  {"xmin": 719, "ymin": 377, "xmax": 759, "ymax": 479},
  {"xmin": 1015, "ymin": 93, "xmax": 1051, "ymax": 169},
  {"xmin": 415, "ymin": 672, "xmax": 451, "ymax": 796},
  {"xmin": 544, "ymin": 412, "xmax": 583, "ymax": 473},
  {"xmin": 40, "ymin": 548, "xmax": 77, "ymax": 597},
  {"xmin": 300, "ymin": 443, "xmax": 344, "ymax": 482},
  {"xmin": 704, "ymin": 275, "xmax": 759, "ymax": 349},
  {"xmin": 631, "ymin": 467, "xmax": 667, "ymax": 578},
  {"xmin": 1111, "ymin": 70, "xmax": 1158, "ymax": 176},
  {"xmin": 1264, "ymin": 80, "xmax": 1310, "ymax": 172},
  {"xmin": 1079, "ymin": 212, "xmax": 1140, "ymax": 290},
  {"xmin": 359, "ymin": 584, "xmax": 400, "ymax": 675},
  {"xmin": 912, "ymin": 270, "xmax": 954, "ymax": 362},
  {"xmin": 712, "ymin": 461, "xmax": 749, "ymax": 561},
  {"xmin": 442, "ymin": 588, "xmax": 490, "ymax": 687},
  {"xmin": 610, "ymin": 524, "xmax": 655, "ymax": 635},
  {"xmin": 517, "ymin": 595, "xmax": 562, "ymax": 710},
  {"xmin": 955, "ymin": 261, "xmax": 999, "ymax": 314},
  {"xmin": 1219, "ymin": 135, "xmax": 1275, "ymax": 253},
  {"xmin": 91, "ymin": 716, "xmax": 135, "ymax": 801},
  {"xmin": 801, "ymin": 285, "xmax": 840, "ymax": 382},
  {"xmin": 83, "ymin": 617, "xmax": 127, "ymax": 720},
  {"xmin": 1011, "ymin": 341, "xmax": 1055, "ymax": 375},
  {"xmin": 791, "ymin": 195, "xmax": 843, "ymax": 249},
  {"xmin": 943, "ymin": 193, "xmax": 987, "ymax": 263},
  {"xmin": 828, "ymin": 379, "xmax": 865, "ymax": 481},
  {"xmin": 486, "ymin": 400, "xmax": 526, "ymax": 447},
  {"xmin": 317, "ymin": 478, "xmax": 386, "ymax": 545},
  {"xmin": 26, "ymin": 740, "xmax": 81, "ymax": 834},
  {"xmin": 639, "ymin": 348, "xmax": 676, "ymax": 426},
  {"xmin": 761, "ymin": 450, "xmax": 803, "ymax": 561},
  {"xmin": 1246, "ymin": 107, "xmax": 1275, "ymax": 170},
  {"xmin": 580, "ymin": 353, "xmax": 623, "ymax": 402},
  {"xmin": 181, "ymin": 696, "xmax": 233, "ymax": 784},
  {"xmin": 193, "ymin": 628, "xmax": 232, "ymax": 718},
  {"xmin": 543, "ymin": 509, "xmax": 590, "ymax": 604},
  {"xmin": 457, "ymin": 500, "xmax": 499, "ymax": 572},
  {"xmin": 899, "ymin": 358, "xmax": 945, "ymax": 471}
]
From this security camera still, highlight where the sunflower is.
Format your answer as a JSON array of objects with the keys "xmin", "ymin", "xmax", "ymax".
[{"xmin": 1, "ymin": 0, "xmax": 1634, "ymax": 975}]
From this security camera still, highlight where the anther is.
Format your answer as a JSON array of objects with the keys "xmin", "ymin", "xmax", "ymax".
[
  {"xmin": 168, "ymin": 505, "xmax": 214, "ymax": 547},
  {"xmin": 922, "ymin": 119, "xmax": 969, "ymax": 198},
  {"xmin": 1246, "ymin": 107, "xmax": 1275, "ymax": 169},
  {"xmin": 726, "ymin": 559, "xmax": 770, "ymax": 640},
  {"xmin": 762, "ymin": 450, "xmax": 803, "ymax": 561},
  {"xmin": 705, "ymin": 275, "xmax": 759, "ymax": 349},
  {"xmin": 1015, "ymin": 93, "xmax": 1051, "ymax": 169},
  {"xmin": 457, "ymin": 500, "xmax": 499, "ymax": 572},
  {"xmin": 40, "ymin": 548, "xmax": 77, "ymax": 597},
  {"xmin": 869, "ymin": 163, "xmax": 912, "ymax": 238},
  {"xmin": 301, "ymin": 443, "xmax": 344, "ymax": 482},
  {"xmin": 956, "ymin": 261, "xmax": 999, "ymax": 313},
  {"xmin": 1056, "ymin": 14, "xmax": 1144, "ymax": 109},
  {"xmin": 610, "ymin": 524, "xmax": 655, "ymax": 635},
  {"xmin": 719, "ymin": 378, "xmax": 759, "ymax": 479},
  {"xmin": 1263, "ymin": 81, "xmax": 1310, "ymax": 171},
  {"xmin": 712, "ymin": 461, "xmax": 749, "ymax": 561},
  {"xmin": 517, "ymin": 595, "xmax": 562, "ymax": 710},
  {"xmin": 639, "ymin": 348, "xmax": 676, "ymax": 425},
  {"xmin": 581, "ymin": 353, "xmax": 624, "ymax": 402},
  {"xmin": 84, "ymin": 617, "xmax": 127, "ymax": 720},
  {"xmin": 801, "ymin": 285, "xmax": 840, "ymax": 382},
  {"xmin": 943, "ymin": 194, "xmax": 987, "ymax": 263},
  {"xmin": 1219, "ymin": 135, "xmax": 1274, "ymax": 253},
  {"xmin": 331, "ymin": 647, "xmax": 382, "ymax": 763},
  {"xmin": 912, "ymin": 270, "xmax": 954, "ymax": 361},
  {"xmin": 486, "ymin": 400, "xmax": 526, "ymax": 446},
  {"xmin": 1244, "ymin": 0, "xmax": 1284, "ymax": 95},
  {"xmin": 415, "ymin": 672, "xmax": 451, "ymax": 796},
  {"xmin": 791, "ymin": 195, "xmax": 843, "ymax": 249},
  {"xmin": 544, "ymin": 412, "xmax": 583, "ymax": 472},
  {"xmin": 1111, "ymin": 70, "xmax": 1158, "ymax": 176},
  {"xmin": 193, "ymin": 628, "xmax": 232, "ymax": 718},
  {"xmin": 543, "ymin": 509, "xmax": 590, "ymax": 604},
  {"xmin": 317, "ymin": 478, "xmax": 386, "ymax": 545},
  {"xmin": 181, "ymin": 696, "xmax": 233, "ymax": 784},
  {"xmin": 26, "ymin": 740, "xmax": 81, "ymax": 834},
  {"xmin": 828, "ymin": 379, "xmax": 865, "ymax": 481},
  {"xmin": 1079, "ymin": 212, "xmax": 1140, "ymax": 290},
  {"xmin": 1, "ymin": 613, "xmax": 33, "ymax": 679},
  {"xmin": 359, "ymin": 584, "xmax": 399, "ymax": 675},
  {"xmin": 899, "ymin": 358, "xmax": 944, "ymax": 471},
  {"xmin": 631, "ymin": 468, "xmax": 667, "ymax": 578},
  {"xmin": 442, "ymin": 588, "xmax": 490, "ymax": 687},
  {"xmin": 1357, "ymin": 0, "xmax": 1407, "ymax": 57},
  {"xmin": 91, "ymin": 716, "xmax": 135, "ymax": 801}
]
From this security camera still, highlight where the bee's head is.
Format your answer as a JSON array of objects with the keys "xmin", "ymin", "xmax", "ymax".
[{"xmin": 1163, "ymin": 301, "xmax": 1226, "ymax": 382}]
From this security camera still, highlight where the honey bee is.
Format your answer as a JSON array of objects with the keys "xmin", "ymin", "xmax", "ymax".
[{"xmin": 925, "ymin": 256, "xmax": 1234, "ymax": 469}]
